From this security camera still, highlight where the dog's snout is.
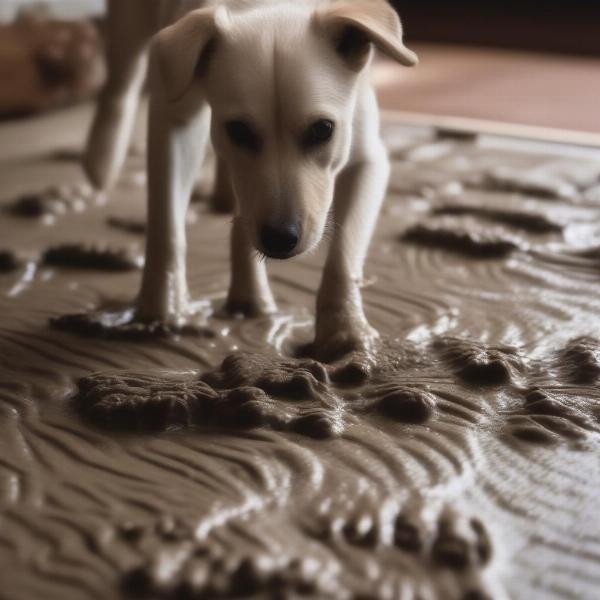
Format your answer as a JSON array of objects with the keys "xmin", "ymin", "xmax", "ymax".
[{"xmin": 260, "ymin": 222, "xmax": 301, "ymax": 258}]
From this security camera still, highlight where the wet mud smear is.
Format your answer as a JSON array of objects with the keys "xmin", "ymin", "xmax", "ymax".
[
  {"xmin": 0, "ymin": 248, "xmax": 20, "ymax": 272},
  {"xmin": 556, "ymin": 336, "xmax": 600, "ymax": 384},
  {"xmin": 51, "ymin": 305, "xmax": 215, "ymax": 340},
  {"xmin": 78, "ymin": 335, "xmax": 600, "ymax": 451},
  {"xmin": 106, "ymin": 215, "xmax": 147, "ymax": 235},
  {"xmin": 434, "ymin": 337, "xmax": 525, "ymax": 385},
  {"xmin": 3, "ymin": 112, "xmax": 600, "ymax": 599},
  {"xmin": 43, "ymin": 242, "xmax": 143, "ymax": 270},
  {"xmin": 507, "ymin": 386, "xmax": 600, "ymax": 445},
  {"xmin": 403, "ymin": 221, "xmax": 521, "ymax": 258},
  {"xmin": 433, "ymin": 204, "xmax": 564, "ymax": 234},
  {"xmin": 78, "ymin": 343, "xmax": 440, "ymax": 438},
  {"xmin": 120, "ymin": 505, "xmax": 494, "ymax": 599},
  {"xmin": 8, "ymin": 183, "xmax": 97, "ymax": 218},
  {"xmin": 480, "ymin": 167, "xmax": 578, "ymax": 200}
]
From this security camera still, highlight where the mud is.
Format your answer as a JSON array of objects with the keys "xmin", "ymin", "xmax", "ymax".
[
  {"xmin": 106, "ymin": 215, "xmax": 147, "ymax": 235},
  {"xmin": 1, "ymin": 108, "xmax": 600, "ymax": 599},
  {"xmin": 433, "ymin": 204, "xmax": 564, "ymax": 234},
  {"xmin": 8, "ymin": 183, "xmax": 97, "ymax": 219},
  {"xmin": 479, "ymin": 166, "xmax": 578, "ymax": 200},
  {"xmin": 43, "ymin": 242, "xmax": 143, "ymax": 270},
  {"xmin": 51, "ymin": 305, "xmax": 215, "ymax": 340},
  {"xmin": 403, "ymin": 220, "xmax": 522, "ymax": 258},
  {"xmin": 0, "ymin": 248, "xmax": 20, "ymax": 272}
]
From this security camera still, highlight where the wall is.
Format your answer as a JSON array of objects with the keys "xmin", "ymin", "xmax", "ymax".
[{"xmin": 0, "ymin": 0, "xmax": 105, "ymax": 22}]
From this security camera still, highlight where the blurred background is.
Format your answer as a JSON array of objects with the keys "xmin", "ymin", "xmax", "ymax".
[
  {"xmin": 380, "ymin": 0, "xmax": 600, "ymax": 135},
  {"xmin": 0, "ymin": 0, "xmax": 598, "ymax": 134}
]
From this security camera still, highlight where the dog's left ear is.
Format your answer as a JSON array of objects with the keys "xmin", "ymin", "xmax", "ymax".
[
  {"xmin": 153, "ymin": 6, "xmax": 229, "ymax": 102},
  {"xmin": 315, "ymin": 0, "xmax": 418, "ymax": 70}
]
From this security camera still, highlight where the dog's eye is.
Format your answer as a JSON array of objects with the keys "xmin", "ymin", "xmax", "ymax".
[
  {"xmin": 305, "ymin": 119, "xmax": 335, "ymax": 147},
  {"xmin": 225, "ymin": 120, "xmax": 261, "ymax": 152}
]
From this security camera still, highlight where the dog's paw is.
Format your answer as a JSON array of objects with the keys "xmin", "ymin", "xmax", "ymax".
[{"xmin": 314, "ymin": 318, "xmax": 380, "ymax": 364}]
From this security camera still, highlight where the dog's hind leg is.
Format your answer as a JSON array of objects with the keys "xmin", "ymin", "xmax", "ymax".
[
  {"xmin": 314, "ymin": 88, "xmax": 389, "ymax": 361},
  {"xmin": 83, "ymin": 0, "xmax": 153, "ymax": 191}
]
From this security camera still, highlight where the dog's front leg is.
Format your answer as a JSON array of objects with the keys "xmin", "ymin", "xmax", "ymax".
[
  {"xmin": 315, "ymin": 135, "xmax": 389, "ymax": 361},
  {"xmin": 136, "ymin": 88, "xmax": 210, "ymax": 323},
  {"xmin": 226, "ymin": 216, "xmax": 276, "ymax": 316}
]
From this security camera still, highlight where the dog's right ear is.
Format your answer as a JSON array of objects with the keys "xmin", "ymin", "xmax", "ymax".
[{"xmin": 153, "ymin": 6, "xmax": 229, "ymax": 102}]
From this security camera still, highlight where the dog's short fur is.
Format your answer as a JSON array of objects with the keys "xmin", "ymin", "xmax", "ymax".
[{"xmin": 84, "ymin": 0, "xmax": 417, "ymax": 360}]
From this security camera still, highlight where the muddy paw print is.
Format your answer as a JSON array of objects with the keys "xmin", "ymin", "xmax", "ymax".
[
  {"xmin": 51, "ymin": 302, "xmax": 215, "ymax": 340},
  {"xmin": 435, "ymin": 337, "xmax": 525, "ymax": 386},
  {"xmin": 123, "ymin": 545, "xmax": 340, "ymax": 599},
  {"xmin": 43, "ymin": 242, "xmax": 143, "ymax": 271},
  {"xmin": 305, "ymin": 492, "xmax": 384, "ymax": 551},
  {"xmin": 403, "ymin": 220, "xmax": 520, "ymax": 259},
  {"xmin": 393, "ymin": 505, "xmax": 503, "ymax": 600},
  {"xmin": 9, "ymin": 183, "xmax": 102, "ymax": 220},
  {"xmin": 506, "ymin": 386, "xmax": 600, "ymax": 445},
  {"xmin": 76, "ymin": 353, "xmax": 346, "ymax": 438},
  {"xmin": 78, "ymin": 370, "xmax": 217, "ymax": 431},
  {"xmin": 308, "ymin": 496, "xmax": 503, "ymax": 599},
  {"xmin": 203, "ymin": 353, "xmax": 324, "ymax": 391},
  {"xmin": 430, "ymin": 509, "xmax": 492, "ymax": 572},
  {"xmin": 202, "ymin": 352, "xmax": 345, "ymax": 438},
  {"xmin": 556, "ymin": 337, "xmax": 600, "ymax": 384},
  {"xmin": 211, "ymin": 386, "xmax": 293, "ymax": 430}
]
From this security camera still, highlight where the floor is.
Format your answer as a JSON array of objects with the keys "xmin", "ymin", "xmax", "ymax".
[
  {"xmin": 2, "ymin": 103, "xmax": 600, "ymax": 600},
  {"xmin": 374, "ymin": 43, "xmax": 600, "ymax": 135}
]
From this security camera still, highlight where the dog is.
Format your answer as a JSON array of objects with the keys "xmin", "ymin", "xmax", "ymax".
[{"xmin": 84, "ymin": 0, "xmax": 417, "ymax": 360}]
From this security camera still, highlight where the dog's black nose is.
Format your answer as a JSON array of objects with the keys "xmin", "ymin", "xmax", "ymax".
[{"xmin": 260, "ymin": 223, "xmax": 300, "ymax": 257}]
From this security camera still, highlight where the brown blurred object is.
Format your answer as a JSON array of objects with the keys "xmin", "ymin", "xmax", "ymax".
[{"xmin": 0, "ymin": 10, "xmax": 105, "ymax": 117}]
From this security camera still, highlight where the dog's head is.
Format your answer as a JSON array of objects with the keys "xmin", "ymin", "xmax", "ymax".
[{"xmin": 155, "ymin": 1, "xmax": 417, "ymax": 259}]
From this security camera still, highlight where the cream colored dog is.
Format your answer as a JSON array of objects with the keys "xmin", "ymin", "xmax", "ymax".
[{"xmin": 84, "ymin": 0, "xmax": 417, "ymax": 360}]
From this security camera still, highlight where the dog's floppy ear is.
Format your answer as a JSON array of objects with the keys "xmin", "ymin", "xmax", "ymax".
[
  {"xmin": 153, "ymin": 6, "xmax": 228, "ymax": 102},
  {"xmin": 316, "ymin": 0, "xmax": 418, "ymax": 70}
]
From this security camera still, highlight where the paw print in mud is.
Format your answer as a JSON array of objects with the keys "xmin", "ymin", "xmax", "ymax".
[
  {"xmin": 503, "ymin": 337, "xmax": 600, "ymax": 446},
  {"xmin": 76, "ymin": 340, "xmax": 443, "ymax": 439},
  {"xmin": 114, "ymin": 515, "xmax": 342, "ymax": 599},
  {"xmin": 434, "ymin": 337, "xmax": 526, "ymax": 386},
  {"xmin": 115, "ymin": 502, "xmax": 503, "ymax": 600},
  {"xmin": 506, "ymin": 386, "xmax": 600, "ymax": 445},
  {"xmin": 304, "ymin": 496, "xmax": 504, "ymax": 600},
  {"xmin": 78, "ymin": 352, "xmax": 346, "ymax": 439},
  {"xmin": 77, "ymin": 333, "xmax": 600, "ymax": 452}
]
